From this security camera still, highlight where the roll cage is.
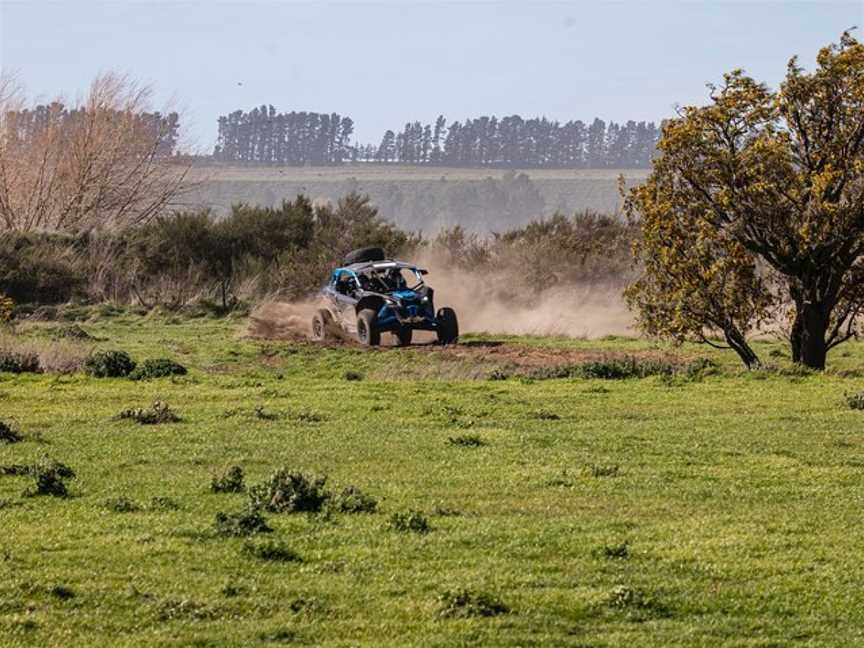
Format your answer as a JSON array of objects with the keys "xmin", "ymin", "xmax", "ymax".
[{"xmin": 329, "ymin": 261, "xmax": 428, "ymax": 297}]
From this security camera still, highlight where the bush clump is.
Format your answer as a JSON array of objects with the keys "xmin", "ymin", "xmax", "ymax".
[
  {"xmin": 387, "ymin": 510, "xmax": 431, "ymax": 534},
  {"xmin": 526, "ymin": 356, "xmax": 712, "ymax": 381},
  {"xmin": 596, "ymin": 541, "xmax": 630, "ymax": 560},
  {"xmin": 0, "ymin": 420, "xmax": 22, "ymax": 444},
  {"xmin": 248, "ymin": 469, "xmax": 330, "ymax": 514},
  {"xmin": 343, "ymin": 370, "xmax": 364, "ymax": 381},
  {"xmin": 149, "ymin": 496, "xmax": 181, "ymax": 511},
  {"xmin": 437, "ymin": 588, "xmax": 509, "ymax": 618},
  {"xmin": 23, "ymin": 457, "xmax": 75, "ymax": 498},
  {"xmin": 331, "ymin": 485, "xmax": 378, "ymax": 513},
  {"xmin": 84, "ymin": 350, "xmax": 136, "ymax": 378},
  {"xmin": 241, "ymin": 539, "xmax": 302, "ymax": 562},
  {"xmin": 129, "ymin": 358, "xmax": 188, "ymax": 380},
  {"xmin": 846, "ymin": 391, "xmax": 864, "ymax": 410},
  {"xmin": 117, "ymin": 400, "xmax": 180, "ymax": 425},
  {"xmin": 102, "ymin": 496, "xmax": 141, "ymax": 513},
  {"xmin": 590, "ymin": 464, "xmax": 620, "ymax": 478},
  {"xmin": 211, "ymin": 465, "xmax": 245, "ymax": 493},
  {"xmin": 447, "ymin": 434, "xmax": 486, "ymax": 447},
  {"xmin": 214, "ymin": 508, "xmax": 273, "ymax": 537},
  {"xmin": 605, "ymin": 585, "xmax": 669, "ymax": 619},
  {"xmin": 0, "ymin": 350, "xmax": 40, "ymax": 374}
]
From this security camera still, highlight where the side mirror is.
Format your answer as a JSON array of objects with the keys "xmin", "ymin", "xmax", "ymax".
[{"xmin": 419, "ymin": 269, "xmax": 429, "ymax": 276}]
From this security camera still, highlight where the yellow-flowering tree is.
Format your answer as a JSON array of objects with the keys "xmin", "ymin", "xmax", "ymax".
[{"xmin": 627, "ymin": 33, "xmax": 864, "ymax": 369}]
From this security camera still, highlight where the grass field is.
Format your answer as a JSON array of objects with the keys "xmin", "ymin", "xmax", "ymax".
[{"xmin": 3, "ymin": 311, "xmax": 864, "ymax": 646}]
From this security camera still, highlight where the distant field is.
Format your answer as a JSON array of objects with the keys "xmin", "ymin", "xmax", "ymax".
[
  {"xmin": 185, "ymin": 165, "xmax": 650, "ymax": 232},
  {"xmin": 3, "ymin": 311, "xmax": 864, "ymax": 646}
]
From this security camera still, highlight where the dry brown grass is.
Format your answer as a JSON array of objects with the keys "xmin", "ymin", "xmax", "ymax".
[{"xmin": 0, "ymin": 332, "xmax": 93, "ymax": 374}]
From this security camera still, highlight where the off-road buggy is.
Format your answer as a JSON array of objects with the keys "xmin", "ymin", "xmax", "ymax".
[{"xmin": 312, "ymin": 247, "xmax": 459, "ymax": 346}]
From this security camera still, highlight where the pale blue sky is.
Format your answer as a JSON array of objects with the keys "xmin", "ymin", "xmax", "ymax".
[{"xmin": 1, "ymin": 1, "xmax": 861, "ymax": 151}]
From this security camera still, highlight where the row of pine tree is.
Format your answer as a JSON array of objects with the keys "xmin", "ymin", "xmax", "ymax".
[{"xmin": 213, "ymin": 106, "xmax": 660, "ymax": 168}]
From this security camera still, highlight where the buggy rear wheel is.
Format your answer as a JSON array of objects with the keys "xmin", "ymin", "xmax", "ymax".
[
  {"xmin": 356, "ymin": 309, "xmax": 381, "ymax": 346},
  {"xmin": 311, "ymin": 309, "xmax": 333, "ymax": 341},
  {"xmin": 436, "ymin": 307, "xmax": 459, "ymax": 345}
]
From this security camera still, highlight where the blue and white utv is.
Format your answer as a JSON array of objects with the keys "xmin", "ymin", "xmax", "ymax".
[{"xmin": 312, "ymin": 247, "xmax": 459, "ymax": 346}]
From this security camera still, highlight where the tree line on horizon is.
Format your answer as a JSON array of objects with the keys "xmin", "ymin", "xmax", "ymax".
[
  {"xmin": 3, "ymin": 102, "xmax": 180, "ymax": 158},
  {"xmin": 7, "ymin": 100, "xmax": 659, "ymax": 168},
  {"xmin": 212, "ymin": 105, "xmax": 660, "ymax": 168}
]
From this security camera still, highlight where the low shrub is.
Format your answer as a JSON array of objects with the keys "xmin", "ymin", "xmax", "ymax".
[
  {"xmin": 84, "ymin": 350, "xmax": 136, "ymax": 378},
  {"xmin": 531, "ymin": 410, "xmax": 560, "ymax": 420},
  {"xmin": 293, "ymin": 410, "xmax": 324, "ymax": 423},
  {"xmin": 447, "ymin": 434, "xmax": 486, "ymax": 447},
  {"xmin": 214, "ymin": 508, "xmax": 273, "ymax": 537},
  {"xmin": 596, "ymin": 541, "xmax": 630, "ymax": 560},
  {"xmin": 154, "ymin": 597, "xmax": 218, "ymax": 622},
  {"xmin": 117, "ymin": 401, "xmax": 180, "ymax": 425},
  {"xmin": 149, "ymin": 496, "xmax": 181, "ymax": 511},
  {"xmin": 241, "ymin": 539, "xmax": 302, "ymax": 562},
  {"xmin": 0, "ymin": 350, "xmax": 40, "ymax": 373},
  {"xmin": 437, "ymin": 588, "xmax": 509, "ymax": 618},
  {"xmin": 0, "ymin": 420, "xmax": 22, "ymax": 444},
  {"xmin": 846, "ymin": 391, "xmax": 864, "ymax": 410},
  {"xmin": 23, "ymin": 457, "xmax": 75, "ymax": 498},
  {"xmin": 344, "ymin": 370, "xmax": 364, "ymax": 381},
  {"xmin": 129, "ymin": 358, "xmax": 188, "ymax": 380},
  {"xmin": 605, "ymin": 585, "xmax": 669, "ymax": 619},
  {"xmin": 525, "ymin": 356, "xmax": 711, "ymax": 381},
  {"xmin": 253, "ymin": 406, "xmax": 281, "ymax": 421},
  {"xmin": 590, "ymin": 464, "xmax": 620, "ymax": 478},
  {"xmin": 331, "ymin": 485, "xmax": 377, "ymax": 513},
  {"xmin": 526, "ymin": 365, "xmax": 576, "ymax": 380},
  {"xmin": 102, "ymin": 496, "xmax": 141, "ymax": 513},
  {"xmin": 577, "ymin": 357, "xmax": 675, "ymax": 380},
  {"xmin": 211, "ymin": 465, "xmax": 245, "ymax": 493},
  {"xmin": 49, "ymin": 585, "xmax": 75, "ymax": 600},
  {"xmin": 248, "ymin": 469, "xmax": 330, "ymax": 513},
  {"xmin": 0, "ymin": 464, "xmax": 31, "ymax": 476},
  {"xmin": 431, "ymin": 503, "xmax": 461, "ymax": 517},
  {"xmin": 388, "ymin": 510, "xmax": 431, "ymax": 534}
]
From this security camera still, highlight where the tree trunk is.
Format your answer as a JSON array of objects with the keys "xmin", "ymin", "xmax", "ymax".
[
  {"xmin": 790, "ymin": 312, "xmax": 803, "ymax": 364},
  {"xmin": 724, "ymin": 327, "xmax": 761, "ymax": 369},
  {"xmin": 797, "ymin": 302, "xmax": 828, "ymax": 370}
]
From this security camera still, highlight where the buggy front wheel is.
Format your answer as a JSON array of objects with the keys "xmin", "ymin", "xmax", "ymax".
[{"xmin": 357, "ymin": 309, "xmax": 381, "ymax": 346}]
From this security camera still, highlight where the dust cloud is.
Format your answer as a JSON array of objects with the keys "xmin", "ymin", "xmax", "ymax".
[
  {"xmin": 246, "ymin": 259, "xmax": 633, "ymax": 341},
  {"xmin": 245, "ymin": 300, "xmax": 317, "ymax": 340},
  {"xmin": 415, "ymin": 254, "xmax": 633, "ymax": 338}
]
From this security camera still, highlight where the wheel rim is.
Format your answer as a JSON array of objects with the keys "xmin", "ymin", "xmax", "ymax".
[
  {"xmin": 312, "ymin": 317, "xmax": 323, "ymax": 339},
  {"xmin": 357, "ymin": 319, "xmax": 367, "ymax": 342}
]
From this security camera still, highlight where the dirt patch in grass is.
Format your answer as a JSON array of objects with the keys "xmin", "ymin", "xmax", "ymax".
[
  {"xmin": 242, "ymin": 306, "xmax": 701, "ymax": 378},
  {"xmin": 374, "ymin": 343, "xmax": 699, "ymax": 380}
]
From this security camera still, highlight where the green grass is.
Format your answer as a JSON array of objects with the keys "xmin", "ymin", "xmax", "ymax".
[{"xmin": 2, "ymin": 313, "xmax": 864, "ymax": 646}]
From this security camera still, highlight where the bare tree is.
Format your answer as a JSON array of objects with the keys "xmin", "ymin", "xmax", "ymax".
[{"xmin": 0, "ymin": 72, "xmax": 191, "ymax": 232}]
